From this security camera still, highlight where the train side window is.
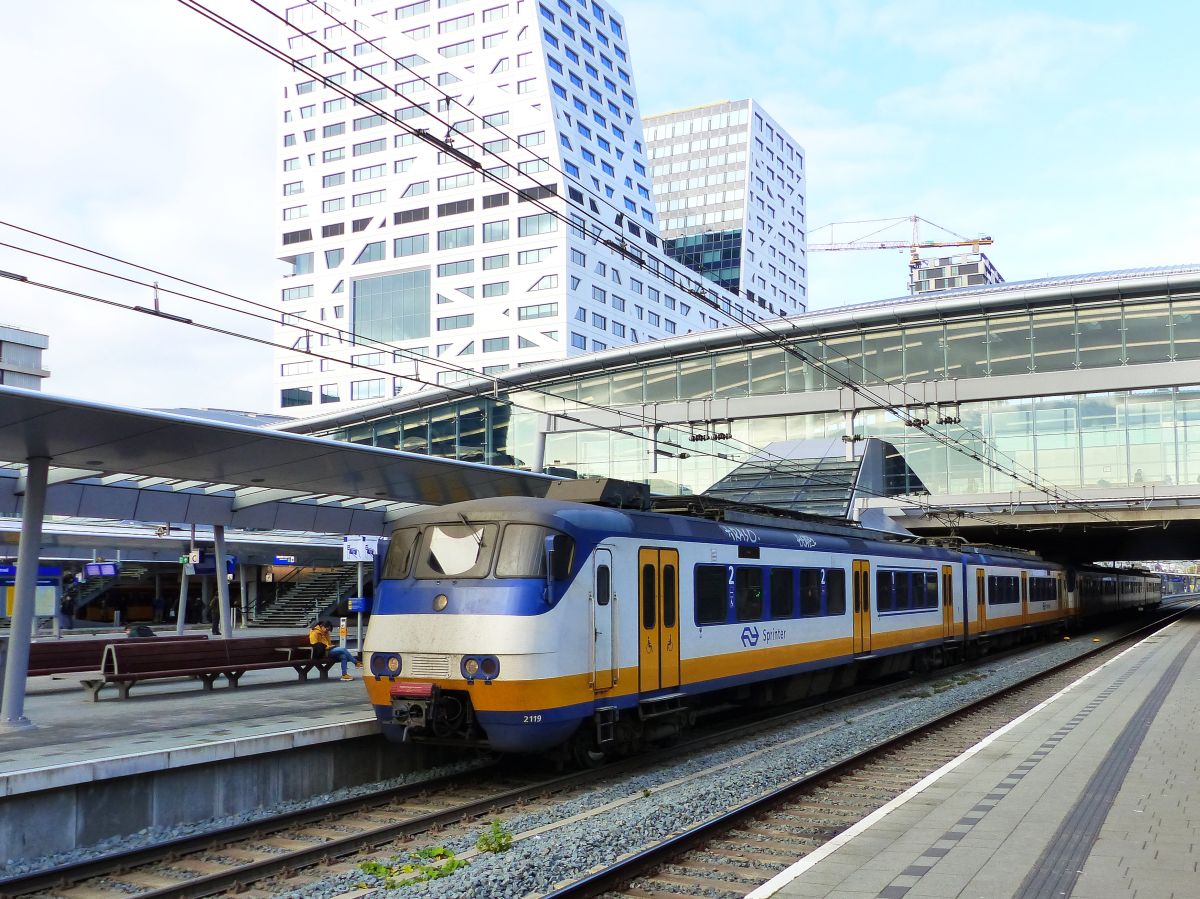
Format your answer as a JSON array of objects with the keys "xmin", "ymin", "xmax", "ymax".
[
  {"xmin": 770, "ymin": 568, "xmax": 794, "ymax": 618},
  {"xmin": 596, "ymin": 564, "xmax": 610, "ymax": 606},
  {"xmin": 799, "ymin": 569, "xmax": 822, "ymax": 617},
  {"xmin": 662, "ymin": 565, "xmax": 677, "ymax": 628},
  {"xmin": 924, "ymin": 572, "xmax": 939, "ymax": 609},
  {"xmin": 383, "ymin": 527, "xmax": 419, "ymax": 579},
  {"xmin": 825, "ymin": 568, "xmax": 847, "ymax": 615},
  {"xmin": 876, "ymin": 571, "xmax": 895, "ymax": 612},
  {"xmin": 641, "ymin": 564, "xmax": 656, "ymax": 629},
  {"xmin": 694, "ymin": 565, "xmax": 727, "ymax": 625},
  {"xmin": 735, "ymin": 568, "xmax": 763, "ymax": 621}
]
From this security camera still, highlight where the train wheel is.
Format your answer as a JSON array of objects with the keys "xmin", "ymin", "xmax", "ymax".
[{"xmin": 570, "ymin": 728, "xmax": 607, "ymax": 768}]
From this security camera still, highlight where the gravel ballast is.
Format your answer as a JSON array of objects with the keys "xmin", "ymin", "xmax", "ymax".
[{"xmin": 288, "ymin": 628, "xmax": 1143, "ymax": 898}]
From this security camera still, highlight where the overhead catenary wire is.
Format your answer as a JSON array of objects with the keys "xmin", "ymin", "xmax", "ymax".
[
  {"xmin": 46, "ymin": 1, "xmax": 1100, "ymax": 525},
  {"xmin": 1, "ymin": 264, "xmax": 1014, "ymax": 526},
  {"xmin": 0, "ymin": 222, "xmax": 1013, "ymax": 527},
  {"xmin": 177, "ymin": 0, "xmax": 750, "ymax": 333},
  {"xmin": 209, "ymin": 0, "xmax": 1112, "ymax": 522}
]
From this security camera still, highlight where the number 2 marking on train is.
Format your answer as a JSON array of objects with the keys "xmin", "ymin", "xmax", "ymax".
[{"xmin": 523, "ymin": 714, "xmax": 543, "ymax": 724}]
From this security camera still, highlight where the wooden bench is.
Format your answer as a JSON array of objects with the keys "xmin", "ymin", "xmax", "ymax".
[
  {"xmin": 27, "ymin": 634, "xmax": 208, "ymax": 677},
  {"xmin": 80, "ymin": 635, "xmax": 337, "ymax": 700}
]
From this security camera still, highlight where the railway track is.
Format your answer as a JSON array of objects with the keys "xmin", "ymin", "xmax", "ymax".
[
  {"xmin": 541, "ymin": 608, "xmax": 1192, "ymax": 898},
  {"xmin": 5, "ymin": 610, "xmax": 1184, "ymax": 898}
]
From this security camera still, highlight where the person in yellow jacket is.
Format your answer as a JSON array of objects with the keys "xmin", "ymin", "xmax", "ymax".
[{"xmin": 308, "ymin": 621, "xmax": 355, "ymax": 680}]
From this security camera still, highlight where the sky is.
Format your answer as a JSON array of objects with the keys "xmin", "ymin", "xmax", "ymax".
[{"xmin": 1, "ymin": 0, "xmax": 1197, "ymax": 411}]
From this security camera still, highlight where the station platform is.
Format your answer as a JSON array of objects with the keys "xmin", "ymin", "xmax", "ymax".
[
  {"xmin": 0, "ymin": 627, "xmax": 377, "ymax": 801},
  {"xmin": 750, "ymin": 610, "xmax": 1200, "ymax": 899}
]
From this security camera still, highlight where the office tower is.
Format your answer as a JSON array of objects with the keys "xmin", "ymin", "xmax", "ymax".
[
  {"xmin": 271, "ymin": 0, "xmax": 744, "ymax": 413},
  {"xmin": 644, "ymin": 99, "xmax": 807, "ymax": 319}
]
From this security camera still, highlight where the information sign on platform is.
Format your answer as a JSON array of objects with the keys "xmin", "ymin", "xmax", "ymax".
[
  {"xmin": 273, "ymin": 554, "xmax": 296, "ymax": 565},
  {"xmin": 348, "ymin": 597, "xmax": 370, "ymax": 613},
  {"xmin": 342, "ymin": 536, "xmax": 381, "ymax": 563}
]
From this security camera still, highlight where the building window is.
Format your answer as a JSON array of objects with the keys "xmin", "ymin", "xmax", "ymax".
[
  {"xmin": 353, "ymin": 164, "xmax": 386, "ymax": 182},
  {"xmin": 437, "ymin": 226, "xmax": 474, "ymax": 250},
  {"xmin": 282, "ymin": 285, "xmax": 314, "ymax": 302},
  {"xmin": 483, "ymin": 253, "xmax": 509, "ymax": 270},
  {"xmin": 482, "ymin": 336, "xmax": 510, "ymax": 352},
  {"xmin": 320, "ymin": 383, "xmax": 340, "ymax": 403},
  {"xmin": 529, "ymin": 274, "xmax": 559, "ymax": 291},
  {"xmin": 280, "ymin": 387, "xmax": 313, "ymax": 407},
  {"xmin": 324, "ymin": 248, "xmax": 344, "ymax": 268},
  {"xmin": 518, "ymin": 213, "xmax": 557, "ymax": 236},
  {"xmin": 437, "ymin": 259, "xmax": 474, "ymax": 276},
  {"xmin": 353, "ymin": 241, "xmax": 386, "ymax": 264},
  {"xmin": 570, "ymin": 332, "xmax": 586, "ymax": 349},
  {"xmin": 440, "ymin": 38, "xmax": 474, "ymax": 58},
  {"xmin": 289, "ymin": 253, "xmax": 314, "ymax": 276},
  {"xmin": 483, "ymin": 281, "xmax": 509, "ymax": 297},
  {"xmin": 438, "ymin": 173, "xmax": 475, "ymax": 190},
  {"xmin": 437, "ymin": 198, "xmax": 474, "ymax": 216},
  {"xmin": 394, "ymin": 207, "xmax": 430, "ymax": 225},
  {"xmin": 394, "ymin": 234, "xmax": 430, "ymax": 257},
  {"xmin": 351, "ymin": 269, "xmax": 431, "ymax": 342},
  {"xmin": 351, "ymin": 378, "xmax": 387, "ymax": 400},
  {"xmin": 482, "ymin": 220, "xmax": 510, "ymax": 242},
  {"xmin": 518, "ymin": 302, "xmax": 557, "ymax": 320},
  {"xmin": 352, "ymin": 190, "xmax": 385, "ymax": 207},
  {"xmin": 437, "ymin": 314, "xmax": 475, "ymax": 330}
]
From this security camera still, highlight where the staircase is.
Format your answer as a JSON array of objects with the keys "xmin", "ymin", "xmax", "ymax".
[
  {"xmin": 73, "ymin": 563, "xmax": 152, "ymax": 617},
  {"xmin": 249, "ymin": 566, "xmax": 360, "ymax": 628}
]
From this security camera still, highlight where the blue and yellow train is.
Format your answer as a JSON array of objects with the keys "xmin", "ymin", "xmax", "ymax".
[{"xmin": 361, "ymin": 482, "xmax": 1161, "ymax": 759}]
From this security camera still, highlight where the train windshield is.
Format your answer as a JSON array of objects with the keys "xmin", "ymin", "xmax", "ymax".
[
  {"xmin": 383, "ymin": 528, "xmax": 420, "ymax": 579},
  {"xmin": 413, "ymin": 522, "xmax": 499, "ymax": 579},
  {"xmin": 496, "ymin": 524, "xmax": 559, "ymax": 578}
]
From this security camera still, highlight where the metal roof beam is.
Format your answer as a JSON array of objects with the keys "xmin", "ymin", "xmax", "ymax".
[
  {"xmin": 16, "ymin": 467, "xmax": 101, "ymax": 494},
  {"xmin": 231, "ymin": 488, "xmax": 312, "ymax": 511}
]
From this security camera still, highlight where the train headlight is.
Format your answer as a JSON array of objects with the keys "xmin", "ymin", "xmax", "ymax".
[
  {"xmin": 460, "ymin": 655, "xmax": 500, "ymax": 684},
  {"xmin": 433, "ymin": 593, "xmax": 449, "ymax": 611},
  {"xmin": 479, "ymin": 656, "xmax": 500, "ymax": 679},
  {"xmin": 370, "ymin": 653, "xmax": 402, "ymax": 677}
]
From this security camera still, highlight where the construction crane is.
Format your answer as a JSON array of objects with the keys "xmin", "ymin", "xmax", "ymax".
[{"xmin": 809, "ymin": 215, "xmax": 993, "ymax": 270}]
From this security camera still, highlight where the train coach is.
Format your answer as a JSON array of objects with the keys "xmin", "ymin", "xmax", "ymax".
[{"xmin": 360, "ymin": 480, "xmax": 1158, "ymax": 761}]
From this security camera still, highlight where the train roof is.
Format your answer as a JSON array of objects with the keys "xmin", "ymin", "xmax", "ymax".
[{"xmin": 387, "ymin": 495, "xmax": 963, "ymax": 561}]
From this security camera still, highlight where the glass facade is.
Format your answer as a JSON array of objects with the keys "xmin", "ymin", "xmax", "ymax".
[
  {"xmin": 351, "ymin": 269, "xmax": 431, "ymax": 343},
  {"xmin": 663, "ymin": 230, "xmax": 742, "ymax": 293},
  {"xmin": 317, "ymin": 285, "xmax": 1200, "ymax": 498}
]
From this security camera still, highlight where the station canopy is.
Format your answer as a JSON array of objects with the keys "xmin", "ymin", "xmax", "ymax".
[{"xmin": 0, "ymin": 386, "xmax": 556, "ymax": 535}]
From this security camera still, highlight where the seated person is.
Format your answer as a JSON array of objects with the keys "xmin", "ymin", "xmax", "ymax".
[{"xmin": 308, "ymin": 620, "xmax": 355, "ymax": 680}]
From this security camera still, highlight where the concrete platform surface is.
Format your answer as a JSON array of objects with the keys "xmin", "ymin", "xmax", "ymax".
[
  {"xmin": 0, "ymin": 628, "xmax": 377, "ymax": 798},
  {"xmin": 750, "ymin": 613, "xmax": 1200, "ymax": 899}
]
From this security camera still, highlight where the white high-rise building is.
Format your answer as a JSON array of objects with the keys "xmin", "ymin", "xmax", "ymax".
[
  {"xmin": 643, "ymin": 99, "xmax": 807, "ymax": 318},
  {"xmin": 271, "ymin": 0, "xmax": 746, "ymax": 413}
]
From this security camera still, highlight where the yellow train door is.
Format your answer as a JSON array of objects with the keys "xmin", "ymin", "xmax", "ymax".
[
  {"xmin": 1021, "ymin": 571, "xmax": 1029, "ymax": 622},
  {"xmin": 976, "ymin": 568, "xmax": 987, "ymax": 633},
  {"xmin": 941, "ymin": 565, "xmax": 955, "ymax": 639},
  {"xmin": 638, "ymin": 548, "xmax": 680, "ymax": 692},
  {"xmin": 853, "ymin": 559, "xmax": 872, "ymax": 654}
]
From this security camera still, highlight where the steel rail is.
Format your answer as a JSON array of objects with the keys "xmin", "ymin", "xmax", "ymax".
[{"xmin": 540, "ymin": 605, "xmax": 1195, "ymax": 898}]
